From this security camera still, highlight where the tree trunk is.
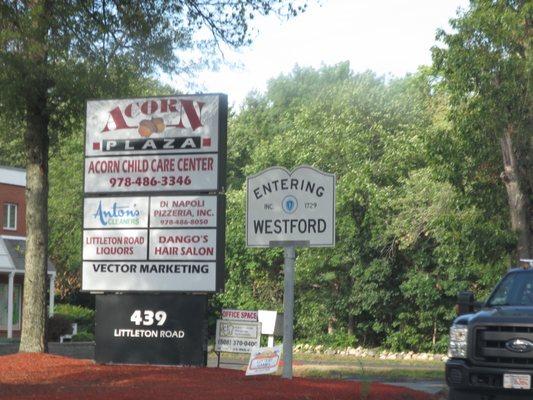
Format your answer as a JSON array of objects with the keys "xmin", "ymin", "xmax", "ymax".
[
  {"xmin": 19, "ymin": 0, "xmax": 51, "ymax": 353},
  {"xmin": 348, "ymin": 315, "xmax": 355, "ymax": 336},
  {"xmin": 19, "ymin": 96, "xmax": 50, "ymax": 353},
  {"xmin": 327, "ymin": 318, "xmax": 335, "ymax": 335},
  {"xmin": 500, "ymin": 124, "xmax": 532, "ymax": 260}
]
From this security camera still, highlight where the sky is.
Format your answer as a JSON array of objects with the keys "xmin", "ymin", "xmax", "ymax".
[{"xmin": 168, "ymin": 0, "xmax": 469, "ymax": 108}]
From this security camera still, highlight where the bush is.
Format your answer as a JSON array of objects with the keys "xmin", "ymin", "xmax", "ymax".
[
  {"xmin": 47, "ymin": 314, "xmax": 73, "ymax": 342},
  {"xmin": 54, "ymin": 304, "xmax": 95, "ymax": 333},
  {"xmin": 71, "ymin": 331, "xmax": 94, "ymax": 342},
  {"xmin": 298, "ymin": 331, "xmax": 357, "ymax": 349}
]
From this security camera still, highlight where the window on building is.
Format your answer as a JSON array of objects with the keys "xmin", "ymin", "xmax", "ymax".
[
  {"xmin": 3, "ymin": 203, "xmax": 17, "ymax": 230},
  {"xmin": 0, "ymin": 284, "xmax": 22, "ymax": 330}
]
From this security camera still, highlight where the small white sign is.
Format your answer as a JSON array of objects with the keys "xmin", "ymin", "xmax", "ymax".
[
  {"xmin": 82, "ymin": 261, "xmax": 216, "ymax": 292},
  {"xmin": 150, "ymin": 195, "xmax": 217, "ymax": 228},
  {"xmin": 246, "ymin": 346, "xmax": 282, "ymax": 376},
  {"xmin": 83, "ymin": 229, "xmax": 147, "ymax": 260},
  {"xmin": 84, "ymin": 197, "xmax": 149, "ymax": 229},
  {"xmin": 221, "ymin": 309, "xmax": 258, "ymax": 322},
  {"xmin": 149, "ymin": 229, "xmax": 216, "ymax": 260},
  {"xmin": 258, "ymin": 310, "xmax": 283, "ymax": 336},
  {"xmin": 84, "ymin": 154, "xmax": 218, "ymax": 193},
  {"xmin": 215, "ymin": 320, "xmax": 261, "ymax": 353},
  {"xmin": 246, "ymin": 165, "xmax": 335, "ymax": 247}
]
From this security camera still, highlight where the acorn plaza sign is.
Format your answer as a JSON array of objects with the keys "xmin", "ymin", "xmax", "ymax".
[
  {"xmin": 246, "ymin": 165, "xmax": 335, "ymax": 379},
  {"xmin": 82, "ymin": 94, "xmax": 227, "ymax": 293},
  {"xmin": 82, "ymin": 94, "xmax": 227, "ymax": 366}
]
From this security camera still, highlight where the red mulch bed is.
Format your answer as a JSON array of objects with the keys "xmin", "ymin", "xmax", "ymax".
[{"xmin": 0, "ymin": 353, "xmax": 438, "ymax": 400}]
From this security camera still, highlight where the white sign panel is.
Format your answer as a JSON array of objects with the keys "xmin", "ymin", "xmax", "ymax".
[
  {"xmin": 83, "ymin": 229, "xmax": 147, "ymax": 260},
  {"xmin": 84, "ymin": 197, "xmax": 149, "ymax": 229},
  {"xmin": 150, "ymin": 195, "xmax": 217, "ymax": 228},
  {"xmin": 246, "ymin": 165, "xmax": 335, "ymax": 247},
  {"xmin": 82, "ymin": 261, "xmax": 216, "ymax": 292},
  {"xmin": 149, "ymin": 229, "xmax": 217, "ymax": 260},
  {"xmin": 85, "ymin": 95, "xmax": 220, "ymax": 157},
  {"xmin": 258, "ymin": 310, "xmax": 284, "ymax": 336},
  {"xmin": 84, "ymin": 154, "xmax": 218, "ymax": 193},
  {"xmin": 215, "ymin": 320, "xmax": 261, "ymax": 353},
  {"xmin": 82, "ymin": 195, "xmax": 223, "ymax": 292},
  {"xmin": 221, "ymin": 309, "xmax": 258, "ymax": 322},
  {"xmin": 246, "ymin": 346, "xmax": 282, "ymax": 376},
  {"xmin": 82, "ymin": 94, "xmax": 227, "ymax": 292}
]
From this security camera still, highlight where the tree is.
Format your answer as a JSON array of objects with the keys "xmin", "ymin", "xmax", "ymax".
[
  {"xmin": 225, "ymin": 62, "xmax": 516, "ymax": 351},
  {"xmin": 0, "ymin": 0, "xmax": 307, "ymax": 353},
  {"xmin": 225, "ymin": 65, "xmax": 435, "ymax": 346},
  {"xmin": 432, "ymin": 0, "xmax": 532, "ymax": 260}
]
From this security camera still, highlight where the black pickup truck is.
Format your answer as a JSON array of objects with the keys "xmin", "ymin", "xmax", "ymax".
[{"xmin": 446, "ymin": 268, "xmax": 533, "ymax": 399}]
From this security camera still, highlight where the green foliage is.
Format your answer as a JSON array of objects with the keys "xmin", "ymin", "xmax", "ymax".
[
  {"xmin": 54, "ymin": 304, "xmax": 95, "ymax": 334},
  {"xmin": 71, "ymin": 331, "xmax": 95, "ymax": 342},
  {"xmin": 431, "ymin": 0, "xmax": 532, "ymax": 257},
  {"xmin": 218, "ymin": 189, "xmax": 285, "ymax": 310},
  {"xmin": 297, "ymin": 331, "xmax": 357, "ymax": 350},
  {"xmin": 6, "ymin": 0, "xmax": 524, "ymax": 354},
  {"xmin": 221, "ymin": 59, "xmax": 516, "ymax": 352}
]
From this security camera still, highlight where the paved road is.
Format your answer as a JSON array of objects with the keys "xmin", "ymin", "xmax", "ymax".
[{"xmin": 379, "ymin": 381, "xmax": 445, "ymax": 395}]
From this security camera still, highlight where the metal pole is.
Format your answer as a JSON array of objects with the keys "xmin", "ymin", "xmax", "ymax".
[
  {"xmin": 7, "ymin": 272, "xmax": 14, "ymax": 339},
  {"xmin": 282, "ymin": 245, "xmax": 296, "ymax": 379},
  {"xmin": 49, "ymin": 273, "xmax": 56, "ymax": 317}
]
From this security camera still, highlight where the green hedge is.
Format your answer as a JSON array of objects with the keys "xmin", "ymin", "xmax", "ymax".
[
  {"xmin": 54, "ymin": 304, "xmax": 95, "ymax": 334},
  {"xmin": 71, "ymin": 331, "xmax": 95, "ymax": 342}
]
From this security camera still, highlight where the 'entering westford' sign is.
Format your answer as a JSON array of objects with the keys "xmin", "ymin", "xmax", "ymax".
[{"xmin": 246, "ymin": 165, "xmax": 335, "ymax": 247}]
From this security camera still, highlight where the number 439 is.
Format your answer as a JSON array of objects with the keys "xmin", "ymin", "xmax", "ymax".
[{"xmin": 130, "ymin": 310, "xmax": 167, "ymax": 326}]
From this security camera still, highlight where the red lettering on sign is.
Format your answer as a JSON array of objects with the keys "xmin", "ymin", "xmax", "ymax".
[
  {"xmin": 102, "ymin": 107, "xmax": 134, "ymax": 132},
  {"xmin": 101, "ymin": 99, "xmax": 205, "ymax": 133}
]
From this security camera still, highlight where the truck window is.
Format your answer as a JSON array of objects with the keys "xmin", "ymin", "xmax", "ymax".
[{"xmin": 488, "ymin": 271, "xmax": 533, "ymax": 306}]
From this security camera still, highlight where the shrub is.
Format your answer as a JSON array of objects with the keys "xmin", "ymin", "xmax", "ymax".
[
  {"xmin": 54, "ymin": 304, "xmax": 95, "ymax": 333},
  {"xmin": 71, "ymin": 331, "xmax": 95, "ymax": 342},
  {"xmin": 47, "ymin": 314, "xmax": 73, "ymax": 342},
  {"xmin": 298, "ymin": 331, "xmax": 357, "ymax": 349}
]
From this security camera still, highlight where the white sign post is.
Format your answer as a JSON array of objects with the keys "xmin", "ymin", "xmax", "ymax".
[{"xmin": 246, "ymin": 165, "xmax": 335, "ymax": 379}]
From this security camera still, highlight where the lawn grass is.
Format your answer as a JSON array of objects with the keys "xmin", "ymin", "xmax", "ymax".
[
  {"xmin": 213, "ymin": 351, "xmax": 445, "ymax": 382},
  {"xmin": 294, "ymin": 365, "xmax": 444, "ymax": 381}
]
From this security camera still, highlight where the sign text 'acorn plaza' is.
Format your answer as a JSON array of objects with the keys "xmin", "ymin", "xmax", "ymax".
[
  {"xmin": 84, "ymin": 95, "xmax": 225, "ymax": 193},
  {"xmin": 82, "ymin": 94, "xmax": 227, "ymax": 293}
]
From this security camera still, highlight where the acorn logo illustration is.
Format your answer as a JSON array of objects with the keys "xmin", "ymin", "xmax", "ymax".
[{"xmin": 138, "ymin": 117, "xmax": 166, "ymax": 137}]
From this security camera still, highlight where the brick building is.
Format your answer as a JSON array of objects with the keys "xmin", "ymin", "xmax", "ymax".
[{"xmin": 0, "ymin": 166, "xmax": 55, "ymax": 338}]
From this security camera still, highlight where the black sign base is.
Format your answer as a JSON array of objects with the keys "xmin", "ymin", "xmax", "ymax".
[{"xmin": 95, "ymin": 293, "xmax": 207, "ymax": 366}]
